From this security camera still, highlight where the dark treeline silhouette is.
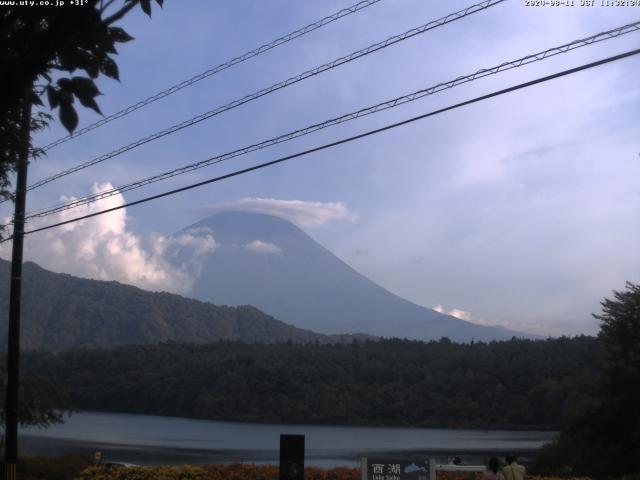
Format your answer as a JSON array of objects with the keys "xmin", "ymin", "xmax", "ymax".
[
  {"xmin": 533, "ymin": 282, "xmax": 640, "ymax": 477},
  {"xmin": 21, "ymin": 336, "xmax": 599, "ymax": 429}
]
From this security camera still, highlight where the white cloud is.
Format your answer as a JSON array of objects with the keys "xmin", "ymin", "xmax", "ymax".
[
  {"xmin": 154, "ymin": 227, "xmax": 218, "ymax": 259},
  {"xmin": 449, "ymin": 308, "xmax": 473, "ymax": 321},
  {"xmin": 0, "ymin": 183, "xmax": 217, "ymax": 294},
  {"xmin": 201, "ymin": 198, "xmax": 357, "ymax": 227},
  {"xmin": 433, "ymin": 304, "xmax": 472, "ymax": 321},
  {"xmin": 244, "ymin": 240, "xmax": 282, "ymax": 254},
  {"xmin": 433, "ymin": 303, "xmax": 556, "ymax": 336}
]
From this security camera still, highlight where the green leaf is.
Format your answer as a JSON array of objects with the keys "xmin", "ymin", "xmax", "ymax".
[
  {"xmin": 86, "ymin": 62, "xmax": 99, "ymax": 79},
  {"xmin": 78, "ymin": 98, "xmax": 102, "ymax": 116},
  {"xmin": 140, "ymin": 0, "xmax": 152, "ymax": 16},
  {"xmin": 60, "ymin": 47, "xmax": 92, "ymax": 70},
  {"xmin": 70, "ymin": 76, "xmax": 101, "ymax": 98},
  {"xmin": 155, "ymin": 0, "xmax": 163, "ymax": 6},
  {"xmin": 57, "ymin": 49, "xmax": 80, "ymax": 73},
  {"xmin": 109, "ymin": 27, "xmax": 135, "ymax": 43},
  {"xmin": 30, "ymin": 91, "xmax": 44, "ymax": 107},
  {"xmin": 57, "ymin": 87, "xmax": 74, "ymax": 105},
  {"xmin": 59, "ymin": 101, "xmax": 79, "ymax": 133},
  {"xmin": 100, "ymin": 57, "xmax": 119, "ymax": 81},
  {"xmin": 104, "ymin": 43, "xmax": 118, "ymax": 55},
  {"xmin": 76, "ymin": 95, "xmax": 103, "ymax": 116},
  {"xmin": 57, "ymin": 78, "xmax": 72, "ymax": 90}
]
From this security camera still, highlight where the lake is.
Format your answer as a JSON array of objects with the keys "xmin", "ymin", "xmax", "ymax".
[{"xmin": 20, "ymin": 412, "xmax": 555, "ymax": 467}]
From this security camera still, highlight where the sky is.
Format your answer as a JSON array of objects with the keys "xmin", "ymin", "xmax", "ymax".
[{"xmin": 2, "ymin": 0, "xmax": 639, "ymax": 336}]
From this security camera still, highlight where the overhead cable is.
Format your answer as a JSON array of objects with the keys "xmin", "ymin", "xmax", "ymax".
[
  {"xmin": 39, "ymin": 0, "xmax": 386, "ymax": 152},
  {"xmin": 21, "ymin": 0, "xmax": 505, "ymax": 195},
  {"xmin": 22, "ymin": 21, "xmax": 640, "ymax": 221},
  {"xmin": 3, "ymin": 47, "xmax": 636, "ymax": 242}
]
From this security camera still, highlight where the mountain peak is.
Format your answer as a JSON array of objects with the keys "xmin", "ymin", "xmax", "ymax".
[
  {"xmin": 181, "ymin": 212, "xmax": 536, "ymax": 342},
  {"xmin": 191, "ymin": 211, "xmax": 306, "ymax": 239}
]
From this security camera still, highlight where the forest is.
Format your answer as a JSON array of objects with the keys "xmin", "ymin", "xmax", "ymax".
[{"xmin": 21, "ymin": 336, "xmax": 599, "ymax": 430}]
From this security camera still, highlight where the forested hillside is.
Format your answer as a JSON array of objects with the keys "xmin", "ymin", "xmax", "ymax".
[
  {"xmin": 0, "ymin": 259, "xmax": 370, "ymax": 350},
  {"xmin": 22, "ymin": 336, "xmax": 599, "ymax": 429}
]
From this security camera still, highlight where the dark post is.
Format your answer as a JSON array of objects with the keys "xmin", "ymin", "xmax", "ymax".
[
  {"xmin": 279, "ymin": 434, "xmax": 305, "ymax": 480},
  {"xmin": 3, "ymin": 99, "xmax": 31, "ymax": 480}
]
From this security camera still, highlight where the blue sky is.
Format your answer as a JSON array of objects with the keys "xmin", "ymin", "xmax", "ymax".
[{"xmin": 2, "ymin": 0, "xmax": 639, "ymax": 335}]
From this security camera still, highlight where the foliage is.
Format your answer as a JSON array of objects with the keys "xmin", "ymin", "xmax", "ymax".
[
  {"xmin": 0, "ymin": 0, "xmax": 163, "ymax": 203},
  {"xmin": 16, "ymin": 454, "xmax": 94, "ymax": 480},
  {"xmin": 22, "ymin": 336, "xmax": 600, "ymax": 430},
  {"xmin": 75, "ymin": 465, "xmax": 207, "ymax": 480},
  {"xmin": 0, "ymin": 369, "xmax": 72, "ymax": 429},
  {"xmin": 70, "ymin": 465, "xmax": 596, "ymax": 480},
  {"xmin": 527, "ymin": 477, "xmax": 592, "ymax": 480},
  {"xmin": 435, "ymin": 471, "xmax": 482, "ymax": 480},
  {"xmin": 535, "ymin": 283, "xmax": 640, "ymax": 477},
  {"xmin": 73, "ymin": 465, "xmax": 361, "ymax": 480},
  {"xmin": 0, "ymin": 259, "xmax": 366, "ymax": 350}
]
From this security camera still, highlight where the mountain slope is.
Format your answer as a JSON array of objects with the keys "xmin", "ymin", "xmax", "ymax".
[
  {"xmin": 183, "ymin": 212, "xmax": 534, "ymax": 341},
  {"xmin": 0, "ymin": 259, "xmax": 368, "ymax": 351}
]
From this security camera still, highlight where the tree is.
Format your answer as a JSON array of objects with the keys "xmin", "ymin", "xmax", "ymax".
[
  {"xmin": 0, "ymin": 369, "xmax": 72, "ymax": 432},
  {"xmin": 586, "ymin": 282, "xmax": 640, "ymax": 476},
  {"xmin": 535, "ymin": 282, "xmax": 640, "ymax": 477},
  {"xmin": 0, "ymin": 0, "xmax": 163, "ymax": 204},
  {"xmin": 0, "ymin": 0, "xmax": 164, "ymax": 466}
]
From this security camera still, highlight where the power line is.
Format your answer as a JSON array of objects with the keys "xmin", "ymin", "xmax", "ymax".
[
  {"xmin": 4, "ymin": 47, "xmax": 636, "ymax": 243},
  {"xmin": 22, "ymin": 21, "xmax": 640, "ymax": 222},
  {"xmin": 39, "ymin": 0, "xmax": 385, "ymax": 152},
  {"xmin": 21, "ymin": 0, "xmax": 505, "ymax": 195}
]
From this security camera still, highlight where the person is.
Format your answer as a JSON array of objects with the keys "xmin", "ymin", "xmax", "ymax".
[
  {"xmin": 502, "ymin": 454, "xmax": 526, "ymax": 480},
  {"xmin": 484, "ymin": 457, "xmax": 504, "ymax": 480}
]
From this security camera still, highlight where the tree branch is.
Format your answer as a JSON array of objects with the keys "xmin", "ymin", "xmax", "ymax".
[
  {"xmin": 100, "ymin": 0, "xmax": 118, "ymax": 14},
  {"xmin": 103, "ymin": 0, "xmax": 139, "ymax": 25}
]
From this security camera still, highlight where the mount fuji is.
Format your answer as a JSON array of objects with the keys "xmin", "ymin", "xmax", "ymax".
[{"xmin": 180, "ymin": 211, "xmax": 533, "ymax": 342}]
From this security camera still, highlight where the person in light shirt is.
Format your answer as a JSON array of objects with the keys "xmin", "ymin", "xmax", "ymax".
[{"xmin": 502, "ymin": 454, "xmax": 526, "ymax": 480}]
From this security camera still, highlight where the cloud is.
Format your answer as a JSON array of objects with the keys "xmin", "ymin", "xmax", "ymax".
[
  {"xmin": 201, "ymin": 198, "xmax": 357, "ymax": 227},
  {"xmin": 154, "ymin": 227, "xmax": 218, "ymax": 260},
  {"xmin": 151, "ymin": 227, "xmax": 218, "ymax": 283},
  {"xmin": 448, "ymin": 308, "xmax": 473, "ymax": 321},
  {"xmin": 434, "ymin": 304, "xmax": 473, "ymax": 321},
  {"xmin": 0, "ymin": 183, "xmax": 217, "ymax": 294},
  {"xmin": 244, "ymin": 240, "xmax": 282, "ymax": 254},
  {"xmin": 432, "ymin": 303, "xmax": 555, "ymax": 335}
]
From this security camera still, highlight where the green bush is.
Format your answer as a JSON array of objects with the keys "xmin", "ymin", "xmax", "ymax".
[{"xmin": 17, "ymin": 453, "xmax": 94, "ymax": 480}]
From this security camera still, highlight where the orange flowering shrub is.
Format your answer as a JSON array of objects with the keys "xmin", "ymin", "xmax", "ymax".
[
  {"xmin": 200, "ymin": 464, "xmax": 278, "ymax": 480},
  {"xmin": 74, "ymin": 464, "xmax": 361, "ymax": 480},
  {"xmin": 74, "ymin": 465, "xmax": 208, "ymax": 480},
  {"xmin": 200, "ymin": 464, "xmax": 361, "ymax": 480},
  {"xmin": 305, "ymin": 466, "xmax": 360, "ymax": 480},
  {"xmin": 74, "ymin": 465, "xmax": 593, "ymax": 480},
  {"xmin": 528, "ymin": 477, "xmax": 592, "ymax": 480},
  {"xmin": 435, "ymin": 470, "xmax": 483, "ymax": 480}
]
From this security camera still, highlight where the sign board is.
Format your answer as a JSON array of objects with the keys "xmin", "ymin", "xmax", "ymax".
[
  {"xmin": 279, "ymin": 434, "xmax": 305, "ymax": 480},
  {"xmin": 362, "ymin": 458, "xmax": 433, "ymax": 480}
]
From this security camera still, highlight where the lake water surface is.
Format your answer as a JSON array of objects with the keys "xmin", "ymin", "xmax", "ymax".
[{"xmin": 20, "ymin": 412, "xmax": 555, "ymax": 467}]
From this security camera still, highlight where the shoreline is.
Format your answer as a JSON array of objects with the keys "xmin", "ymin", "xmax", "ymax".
[
  {"xmin": 57, "ymin": 409, "xmax": 562, "ymax": 433},
  {"xmin": 20, "ymin": 434, "xmax": 546, "ymax": 468},
  {"xmin": 20, "ymin": 411, "xmax": 554, "ymax": 468}
]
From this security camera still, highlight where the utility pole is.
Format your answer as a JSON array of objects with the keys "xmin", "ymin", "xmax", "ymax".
[{"xmin": 3, "ymin": 98, "xmax": 32, "ymax": 480}]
